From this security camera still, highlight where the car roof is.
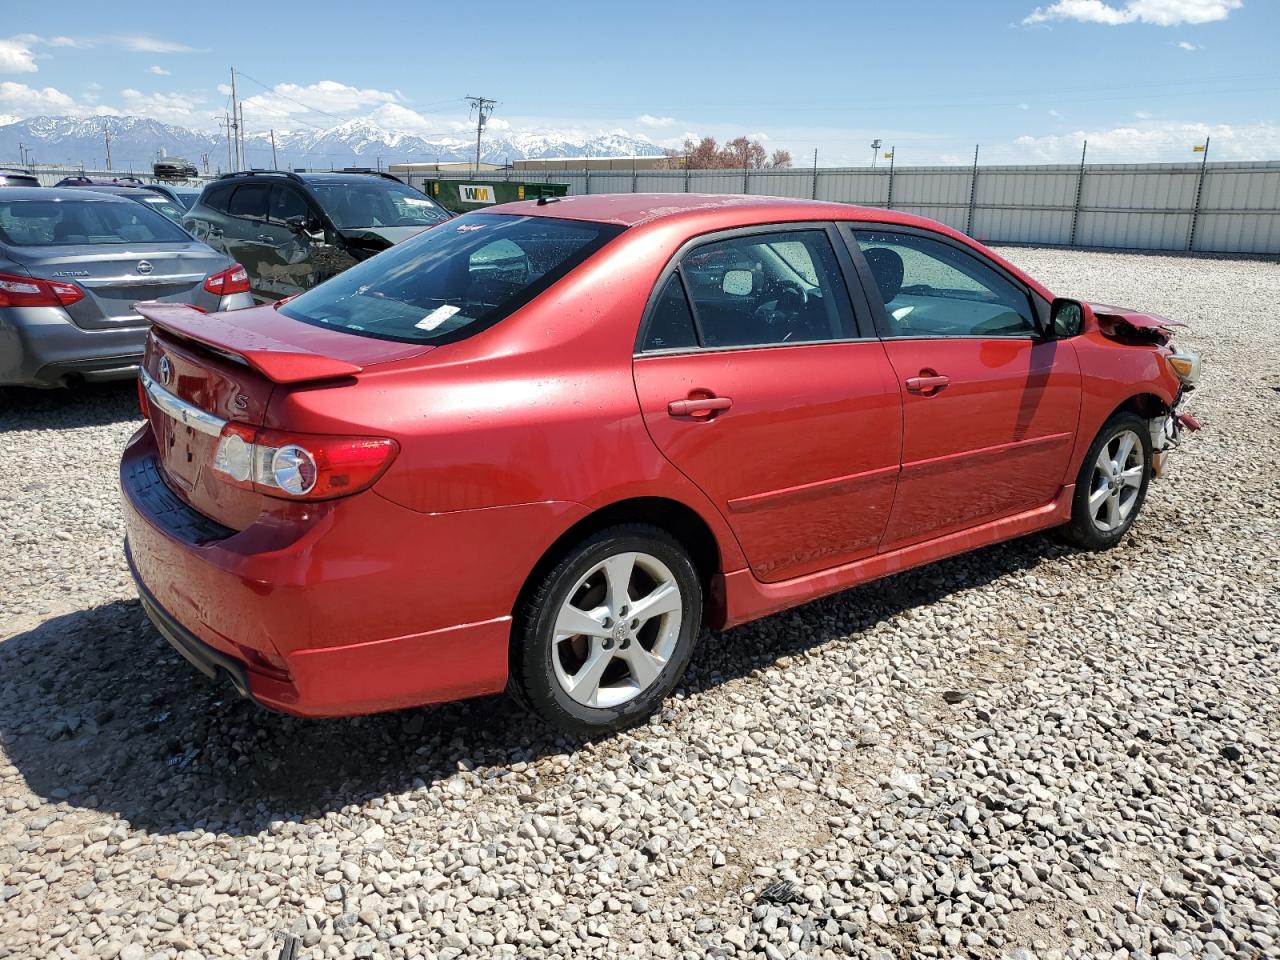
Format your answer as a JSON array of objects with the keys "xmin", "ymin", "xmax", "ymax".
[
  {"xmin": 0, "ymin": 186, "xmax": 133, "ymax": 202},
  {"xmin": 59, "ymin": 184, "xmax": 155, "ymax": 197},
  {"xmin": 491, "ymin": 192, "xmax": 952, "ymax": 232}
]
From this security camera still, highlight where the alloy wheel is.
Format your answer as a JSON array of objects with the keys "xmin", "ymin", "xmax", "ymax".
[
  {"xmin": 551, "ymin": 551, "xmax": 683, "ymax": 709},
  {"xmin": 1088, "ymin": 429, "xmax": 1145, "ymax": 532}
]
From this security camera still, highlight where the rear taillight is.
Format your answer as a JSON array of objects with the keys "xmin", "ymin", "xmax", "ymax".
[
  {"xmin": 0, "ymin": 271, "xmax": 85, "ymax": 308},
  {"xmin": 212, "ymin": 424, "xmax": 398, "ymax": 501},
  {"xmin": 204, "ymin": 264, "xmax": 250, "ymax": 296}
]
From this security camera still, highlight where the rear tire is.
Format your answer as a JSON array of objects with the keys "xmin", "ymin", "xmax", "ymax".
[
  {"xmin": 1059, "ymin": 412, "xmax": 1153, "ymax": 551},
  {"xmin": 509, "ymin": 524, "xmax": 702, "ymax": 738}
]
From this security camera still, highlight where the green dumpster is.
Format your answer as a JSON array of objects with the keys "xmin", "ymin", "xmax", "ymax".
[{"xmin": 416, "ymin": 178, "xmax": 569, "ymax": 214}]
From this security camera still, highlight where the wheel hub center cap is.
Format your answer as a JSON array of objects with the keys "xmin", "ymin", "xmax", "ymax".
[{"xmin": 612, "ymin": 622, "xmax": 629, "ymax": 643}]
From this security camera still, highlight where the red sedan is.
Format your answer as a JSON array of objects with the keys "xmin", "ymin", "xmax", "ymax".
[{"xmin": 120, "ymin": 194, "xmax": 1200, "ymax": 735}]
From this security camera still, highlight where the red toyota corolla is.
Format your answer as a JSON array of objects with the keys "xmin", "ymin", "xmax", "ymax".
[{"xmin": 120, "ymin": 194, "xmax": 1200, "ymax": 735}]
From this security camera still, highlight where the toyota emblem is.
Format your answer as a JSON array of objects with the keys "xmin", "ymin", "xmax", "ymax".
[
  {"xmin": 158, "ymin": 355, "xmax": 173, "ymax": 386},
  {"xmin": 136, "ymin": 260, "xmax": 154, "ymax": 275}
]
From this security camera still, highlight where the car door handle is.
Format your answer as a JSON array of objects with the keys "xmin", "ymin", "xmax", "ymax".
[
  {"xmin": 668, "ymin": 396, "xmax": 732, "ymax": 417},
  {"xmin": 905, "ymin": 373, "xmax": 951, "ymax": 395}
]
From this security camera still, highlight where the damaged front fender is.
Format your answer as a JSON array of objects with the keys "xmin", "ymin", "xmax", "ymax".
[{"xmin": 1089, "ymin": 302, "xmax": 1185, "ymax": 346}]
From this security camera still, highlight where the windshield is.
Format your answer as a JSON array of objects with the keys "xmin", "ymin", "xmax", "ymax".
[
  {"xmin": 280, "ymin": 213, "xmax": 623, "ymax": 344},
  {"xmin": 0, "ymin": 196, "xmax": 192, "ymax": 246},
  {"xmin": 307, "ymin": 180, "xmax": 450, "ymax": 230}
]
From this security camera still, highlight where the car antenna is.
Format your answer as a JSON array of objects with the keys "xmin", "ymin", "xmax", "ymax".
[{"xmin": 536, "ymin": 196, "xmax": 561, "ymax": 206}]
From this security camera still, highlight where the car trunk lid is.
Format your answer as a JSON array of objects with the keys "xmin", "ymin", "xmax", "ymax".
[
  {"xmin": 138, "ymin": 302, "xmax": 430, "ymax": 529},
  {"xmin": 12, "ymin": 242, "xmax": 229, "ymax": 330}
]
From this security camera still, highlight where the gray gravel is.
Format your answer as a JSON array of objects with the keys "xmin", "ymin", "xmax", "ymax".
[{"xmin": 1, "ymin": 247, "xmax": 1278, "ymax": 960}]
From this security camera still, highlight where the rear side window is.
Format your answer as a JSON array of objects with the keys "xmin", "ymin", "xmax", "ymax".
[
  {"xmin": 228, "ymin": 184, "xmax": 268, "ymax": 219},
  {"xmin": 0, "ymin": 197, "xmax": 191, "ymax": 246},
  {"xmin": 641, "ymin": 275, "xmax": 698, "ymax": 351},
  {"xmin": 279, "ymin": 213, "xmax": 624, "ymax": 345}
]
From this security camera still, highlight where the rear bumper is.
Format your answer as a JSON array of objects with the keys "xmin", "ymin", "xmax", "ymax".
[
  {"xmin": 120, "ymin": 426, "xmax": 584, "ymax": 717},
  {"xmin": 0, "ymin": 305, "xmax": 147, "ymax": 387},
  {"xmin": 0, "ymin": 293, "xmax": 254, "ymax": 388}
]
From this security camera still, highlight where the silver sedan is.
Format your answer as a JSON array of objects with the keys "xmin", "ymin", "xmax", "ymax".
[{"xmin": 0, "ymin": 188, "xmax": 254, "ymax": 388}]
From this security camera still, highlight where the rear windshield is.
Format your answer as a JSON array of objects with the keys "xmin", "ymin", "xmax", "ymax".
[
  {"xmin": 131, "ymin": 193, "xmax": 188, "ymax": 223},
  {"xmin": 0, "ymin": 196, "xmax": 191, "ymax": 246},
  {"xmin": 307, "ymin": 180, "xmax": 450, "ymax": 230},
  {"xmin": 279, "ymin": 213, "xmax": 624, "ymax": 344}
]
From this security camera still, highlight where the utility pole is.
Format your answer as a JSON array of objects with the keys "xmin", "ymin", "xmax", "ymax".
[
  {"xmin": 465, "ymin": 96, "xmax": 497, "ymax": 174},
  {"xmin": 224, "ymin": 111, "xmax": 233, "ymax": 172},
  {"xmin": 230, "ymin": 66, "xmax": 240, "ymax": 171},
  {"xmin": 270, "ymin": 129, "xmax": 278, "ymax": 170},
  {"xmin": 238, "ymin": 101, "xmax": 247, "ymax": 169},
  {"xmin": 870, "ymin": 138, "xmax": 882, "ymax": 168},
  {"xmin": 104, "ymin": 125, "xmax": 112, "ymax": 170}
]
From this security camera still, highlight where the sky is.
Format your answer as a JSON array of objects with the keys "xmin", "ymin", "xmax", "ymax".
[{"xmin": 2, "ymin": 0, "xmax": 1278, "ymax": 164}]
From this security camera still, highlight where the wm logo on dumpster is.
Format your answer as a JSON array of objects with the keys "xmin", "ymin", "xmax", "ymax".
[{"xmin": 459, "ymin": 185, "xmax": 497, "ymax": 204}]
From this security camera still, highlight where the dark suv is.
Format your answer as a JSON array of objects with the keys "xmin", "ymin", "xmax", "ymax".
[{"xmin": 182, "ymin": 171, "xmax": 451, "ymax": 301}]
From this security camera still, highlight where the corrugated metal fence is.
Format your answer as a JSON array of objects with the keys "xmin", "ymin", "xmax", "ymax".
[{"xmin": 410, "ymin": 161, "xmax": 1280, "ymax": 255}]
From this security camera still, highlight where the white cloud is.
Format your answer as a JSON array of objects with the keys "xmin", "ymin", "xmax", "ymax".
[
  {"xmin": 148, "ymin": 65, "xmax": 171, "ymax": 75},
  {"xmin": 1012, "ymin": 119, "xmax": 1279, "ymax": 162},
  {"xmin": 119, "ymin": 87, "xmax": 204, "ymax": 124},
  {"xmin": 1049, "ymin": 108, "xmax": 1064, "ymax": 118},
  {"xmin": 0, "ymin": 80, "xmax": 76, "ymax": 111},
  {"xmin": 241, "ymin": 80, "xmax": 400, "ymax": 127},
  {"xmin": 487, "ymin": 117, "xmax": 511, "ymax": 131},
  {"xmin": 1019, "ymin": 102, "xmax": 1031, "ymax": 110},
  {"xmin": 1177, "ymin": 39, "xmax": 1199, "ymax": 49},
  {"xmin": 1135, "ymin": 110, "xmax": 1154, "ymax": 118},
  {"xmin": 1023, "ymin": 0, "xmax": 1240, "ymax": 26},
  {"xmin": 113, "ymin": 34, "xmax": 197, "ymax": 54},
  {"xmin": 0, "ymin": 37, "xmax": 38, "ymax": 74},
  {"xmin": 637, "ymin": 114, "xmax": 676, "ymax": 128},
  {"xmin": 48, "ymin": 36, "xmax": 83, "ymax": 48}
]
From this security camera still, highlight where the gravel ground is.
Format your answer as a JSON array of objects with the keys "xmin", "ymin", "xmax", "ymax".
[{"xmin": 1, "ymin": 247, "xmax": 1277, "ymax": 960}]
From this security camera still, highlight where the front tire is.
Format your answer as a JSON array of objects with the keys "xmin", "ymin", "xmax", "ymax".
[
  {"xmin": 1059, "ymin": 412, "xmax": 1153, "ymax": 550},
  {"xmin": 509, "ymin": 524, "xmax": 703, "ymax": 737}
]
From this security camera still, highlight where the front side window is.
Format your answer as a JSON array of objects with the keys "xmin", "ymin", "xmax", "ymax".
[
  {"xmin": 269, "ymin": 185, "xmax": 311, "ymax": 222},
  {"xmin": 228, "ymin": 184, "xmax": 269, "ymax": 220},
  {"xmin": 279, "ymin": 213, "xmax": 623, "ymax": 344},
  {"xmin": 0, "ymin": 197, "xmax": 192, "ymax": 246},
  {"xmin": 675, "ymin": 229, "xmax": 855, "ymax": 349},
  {"xmin": 307, "ymin": 181, "xmax": 450, "ymax": 230},
  {"xmin": 853, "ymin": 230, "xmax": 1037, "ymax": 338}
]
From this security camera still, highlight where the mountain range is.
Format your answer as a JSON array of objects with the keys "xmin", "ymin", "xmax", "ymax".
[{"xmin": 0, "ymin": 115, "xmax": 666, "ymax": 173}]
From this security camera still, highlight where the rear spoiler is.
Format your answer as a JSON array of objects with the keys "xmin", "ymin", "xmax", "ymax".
[{"xmin": 135, "ymin": 302, "xmax": 363, "ymax": 384}]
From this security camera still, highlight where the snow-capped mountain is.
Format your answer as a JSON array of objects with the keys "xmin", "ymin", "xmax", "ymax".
[{"xmin": 0, "ymin": 115, "xmax": 665, "ymax": 172}]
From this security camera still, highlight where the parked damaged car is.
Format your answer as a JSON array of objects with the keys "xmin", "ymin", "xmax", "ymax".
[
  {"xmin": 0, "ymin": 187, "xmax": 253, "ymax": 387},
  {"xmin": 121, "ymin": 194, "xmax": 1200, "ymax": 735},
  {"xmin": 182, "ymin": 170, "xmax": 451, "ymax": 302}
]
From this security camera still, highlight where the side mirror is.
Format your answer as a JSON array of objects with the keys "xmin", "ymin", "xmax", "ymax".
[
  {"xmin": 722, "ymin": 269, "xmax": 754, "ymax": 297},
  {"xmin": 1049, "ymin": 298, "xmax": 1084, "ymax": 339},
  {"xmin": 285, "ymin": 215, "xmax": 322, "ymax": 238}
]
